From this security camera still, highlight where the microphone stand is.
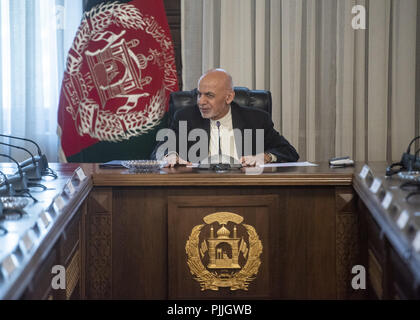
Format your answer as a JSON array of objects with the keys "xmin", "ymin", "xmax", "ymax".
[
  {"xmin": 0, "ymin": 141, "xmax": 42, "ymax": 180},
  {"xmin": 0, "ymin": 134, "xmax": 57, "ymax": 178},
  {"xmin": 0, "ymin": 170, "xmax": 15, "ymax": 196},
  {"xmin": 213, "ymin": 121, "xmax": 231, "ymax": 171},
  {"xmin": 0, "ymin": 154, "xmax": 38, "ymax": 202}
]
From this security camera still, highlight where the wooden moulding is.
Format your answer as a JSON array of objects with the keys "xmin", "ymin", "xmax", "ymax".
[{"xmin": 91, "ymin": 172, "xmax": 353, "ymax": 187}]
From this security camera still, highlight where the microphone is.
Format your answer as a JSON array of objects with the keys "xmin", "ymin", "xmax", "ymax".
[
  {"xmin": 213, "ymin": 121, "xmax": 230, "ymax": 171},
  {"xmin": 406, "ymin": 136, "xmax": 420, "ymax": 153},
  {"xmin": 0, "ymin": 170, "xmax": 15, "ymax": 196},
  {"xmin": 0, "ymin": 134, "xmax": 55, "ymax": 178},
  {"xmin": 0, "ymin": 154, "xmax": 28, "ymax": 191},
  {"xmin": 386, "ymin": 135, "xmax": 420, "ymax": 176},
  {"xmin": 0, "ymin": 141, "xmax": 42, "ymax": 180},
  {"xmin": 216, "ymin": 121, "xmax": 222, "ymax": 163},
  {"xmin": 401, "ymin": 136, "xmax": 420, "ymax": 171},
  {"xmin": 0, "ymin": 154, "xmax": 39, "ymax": 202},
  {"xmin": 0, "ymin": 170, "xmax": 8, "ymax": 185},
  {"xmin": 0, "ymin": 134, "xmax": 42, "ymax": 157}
]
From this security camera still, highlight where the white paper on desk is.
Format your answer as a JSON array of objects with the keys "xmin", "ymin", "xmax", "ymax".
[
  {"xmin": 259, "ymin": 161, "xmax": 318, "ymax": 168},
  {"xmin": 187, "ymin": 163, "xmax": 200, "ymax": 168}
]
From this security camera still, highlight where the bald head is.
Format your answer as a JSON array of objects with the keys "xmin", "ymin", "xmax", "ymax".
[
  {"xmin": 198, "ymin": 68, "xmax": 233, "ymax": 91},
  {"xmin": 197, "ymin": 69, "xmax": 235, "ymax": 120}
]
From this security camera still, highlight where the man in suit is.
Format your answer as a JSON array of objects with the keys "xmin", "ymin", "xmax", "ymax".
[{"xmin": 152, "ymin": 68, "xmax": 299, "ymax": 167}]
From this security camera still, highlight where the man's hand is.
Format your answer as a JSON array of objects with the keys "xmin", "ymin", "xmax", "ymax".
[
  {"xmin": 240, "ymin": 153, "xmax": 271, "ymax": 167},
  {"xmin": 162, "ymin": 153, "xmax": 191, "ymax": 168}
]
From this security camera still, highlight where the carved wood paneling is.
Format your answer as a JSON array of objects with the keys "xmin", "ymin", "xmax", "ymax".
[
  {"xmin": 368, "ymin": 249, "xmax": 384, "ymax": 298},
  {"xmin": 86, "ymin": 185, "xmax": 346, "ymax": 299},
  {"xmin": 335, "ymin": 187, "xmax": 365, "ymax": 299},
  {"xmin": 336, "ymin": 213, "xmax": 359, "ymax": 298},
  {"xmin": 86, "ymin": 189, "xmax": 113, "ymax": 299},
  {"xmin": 167, "ymin": 194, "xmax": 278, "ymax": 299},
  {"xmin": 66, "ymin": 249, "xmax": 80, "ymax": 299},
  {"xmin": 83, "ymin": 164, "xmax": 381, "ymax": 299}
]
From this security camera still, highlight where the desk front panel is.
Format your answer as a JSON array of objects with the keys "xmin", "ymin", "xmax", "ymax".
[{"xmin": 86, "ymin": 181, "xmax": 360, "ymax": 299}]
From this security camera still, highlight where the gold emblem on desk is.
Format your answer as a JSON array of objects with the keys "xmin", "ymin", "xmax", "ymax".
[{"xmin": 185, "ymin": 212, "xmax": 263, "ymax": 291}]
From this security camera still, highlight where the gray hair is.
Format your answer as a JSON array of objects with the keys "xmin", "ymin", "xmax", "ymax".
[{"xmin": 198, "ymin": 68, "xmax": 234, "ymax": 90}]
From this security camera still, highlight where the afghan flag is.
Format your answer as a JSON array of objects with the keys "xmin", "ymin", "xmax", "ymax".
[{"xmin": 57, "ymin": 0, "xmax": 178, "ymax": 162}]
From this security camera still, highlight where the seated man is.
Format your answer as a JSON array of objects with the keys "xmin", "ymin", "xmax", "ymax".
[{"xmin": 151, "ymin": 68, "xmax": 299, "ymax": 167}]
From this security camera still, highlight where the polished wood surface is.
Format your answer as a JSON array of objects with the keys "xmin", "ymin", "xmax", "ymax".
[
  {"xmin": 89, "ymin": 162, "xmax": 355, "ymax": 186},
  {"xmin": 4, "ymin": 161, "xmax": 419, "ymax": 299},
  {"xmin": 0, "ymin": 163, "xmax": 92, "ymax": 299},
  {"xmin": 168, "ymin": 195, "xmax": 277, "ymax": 299},
  {"xmin": 87, "ymin": 185, "xmax": 357, "ymax": 299},
  {"xmin": 353, "ymin": 163, "xmax": 420, "ymax": 299},
  {"xmin": 84, "ymin": 162, "xmax": 367, "ymax": 299}
]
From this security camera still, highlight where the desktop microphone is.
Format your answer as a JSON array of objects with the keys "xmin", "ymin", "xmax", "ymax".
[
  {"xmin": 0, "ymin": 170, "xmax": 15, "ymax": 196},
  {"xmin": 403, "ymin": 135, "xmax": 420, "ymax": 171},
  {"xmin": 198, "ymin": 122, "xmax": 240, "ymax": 170},
  {"xmin": 0, "ymin": 141, "xmax": 42, "ymax": 180},
  {"xmin": 0, "ymin": 170, "xmax": 8, "ymax": 185},
  {"xmin": 386, "ymin": 135, "xmax": 420, "ymax": 176},
  {"xmin": 213, "ymin": 121, "xmax": 231, "ymax": 171},
  {"xmin": 216, "ymin": 121, "xmax": 222, "ymax": 163},
  {"xmin": 0, "ymin": 134, "xmax": 43, "ymax": 158},
  {"xmin": 0, "ymin": 134, "xmax": 55, "ymax": 178},
  {"xmin": 0, "ymin": 154, "xmax": 28, "ymax": 191},
  {"xmin": 0, "ymin": 154, "xmax": 39, "ymax": 201}
]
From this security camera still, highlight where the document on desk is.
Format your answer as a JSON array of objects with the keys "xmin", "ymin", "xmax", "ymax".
[
  {"xmin": 260, "ymin": 161, "xmax": 318, "ymax": 168},
  {"xmin": 187, "ymin": 161, "xmax": 318, "ymax": 168},
  {"xmin": 99, "ymin": 160, "xmax": 124, "ymax": 168}
]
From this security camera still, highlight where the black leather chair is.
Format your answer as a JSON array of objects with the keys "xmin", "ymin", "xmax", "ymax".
[{"xmin": 168, "ymin": 86, "xmax": 272, "ymax": 126}]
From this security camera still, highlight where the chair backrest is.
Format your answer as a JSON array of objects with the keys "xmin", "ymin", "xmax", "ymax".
[{"xmin": 168, "ymin": 86, "xmax": 272, "ymax": 126}]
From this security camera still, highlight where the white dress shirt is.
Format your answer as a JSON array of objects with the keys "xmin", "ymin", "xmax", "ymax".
[{"xmin": 209, "ymin": 107, "xmax": 239, "ymax": 162}]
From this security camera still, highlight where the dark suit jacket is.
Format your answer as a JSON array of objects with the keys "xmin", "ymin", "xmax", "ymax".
[{"xmin": 151, "ymin": 102, "xmax": 299, "ymax": 163}]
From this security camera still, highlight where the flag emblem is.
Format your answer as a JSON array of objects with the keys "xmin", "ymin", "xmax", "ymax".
[
  {"xmin": 185, "ymin": 212, "xmax": 263, "ymax": 291},
  {"xmin": 58, "ymin": 0, "xmax": 178, "ymax": 161}
]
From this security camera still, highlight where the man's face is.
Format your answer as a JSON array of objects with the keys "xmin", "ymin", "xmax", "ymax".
[{"xmin": 197, "ymin": 73, "xmax": 234, "ymax": 120}]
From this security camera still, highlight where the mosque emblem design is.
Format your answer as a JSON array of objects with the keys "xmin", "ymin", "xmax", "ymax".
[{"xmin": 185, "ymin": 212, "xmax": 263, "ymax": 291}]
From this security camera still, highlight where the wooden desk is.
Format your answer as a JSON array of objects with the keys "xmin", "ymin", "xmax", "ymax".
[
  {"xmin": 2, "ymin": 162, "xmax": 418, "ymax": 299},
  {"xmin": 0, "ymin": 164, "xmax": 91, "ymax": 299},
  {"xmin": 84, "ymin": 163, "xmax": 362, "ymax": 299},
  {"xmin": 353, "ymin": 164, "xmax": 420, "ymax": 299}
]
